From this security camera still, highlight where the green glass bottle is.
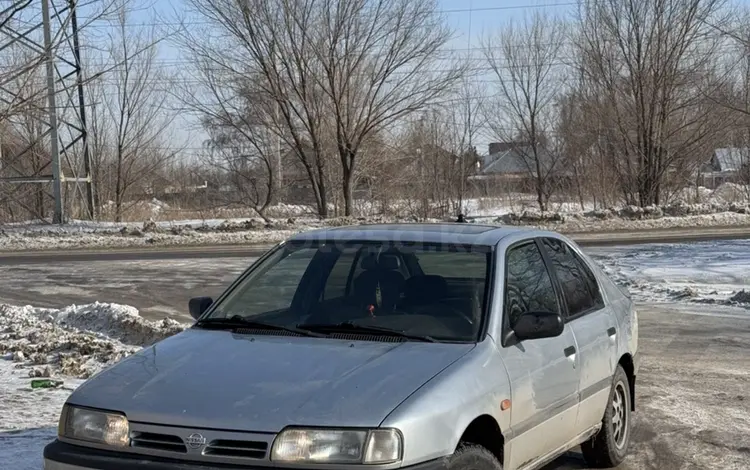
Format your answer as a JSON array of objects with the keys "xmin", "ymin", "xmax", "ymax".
[{"xmin": 30, "ymin": 379, "xmax": 63, "ymax": 389}]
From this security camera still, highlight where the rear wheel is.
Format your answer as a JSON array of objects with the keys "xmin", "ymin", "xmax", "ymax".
[
  {"xmin": 581, "ymin": 364, "xmax": 632, "ymax": 468},
  {"xmin": 447, "ymin": 445, "xmax": 503, "ymax": 470}
]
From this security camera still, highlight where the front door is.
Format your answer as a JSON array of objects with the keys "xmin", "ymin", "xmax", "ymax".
[
  {"xmin": 501, "ymin": 241, "xmax": 580, "ymax": 469},
  {"xmin": 540, "ymin": 238, "xmax": 619, "ymax": 434}
]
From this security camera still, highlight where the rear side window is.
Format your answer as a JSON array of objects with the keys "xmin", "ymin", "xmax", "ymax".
[
  {"xmin": 541, "ymin": 238, "xmax": 604, "ymax": 317},
  {"xmin": 504, "ymin": 242, "xmax": 560, "ymax": 328}
]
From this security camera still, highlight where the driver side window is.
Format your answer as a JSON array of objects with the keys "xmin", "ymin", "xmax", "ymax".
[{"xmin": 504, "ymin": 241, "xmax": 560, "ymax": 328}]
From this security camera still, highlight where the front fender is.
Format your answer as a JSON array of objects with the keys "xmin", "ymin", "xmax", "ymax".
[{"xmin": 380, "ymin": 338, "xmax": 510, "ymax": 467}]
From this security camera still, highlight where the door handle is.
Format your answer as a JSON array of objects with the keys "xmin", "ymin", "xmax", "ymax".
[
  {"xmin": 564, "ymin": 346, "xmax": 576, "ymax": 357},
  {"xmin": 607, "ymin": 327, "xmax": 617, "ymax": 337}
]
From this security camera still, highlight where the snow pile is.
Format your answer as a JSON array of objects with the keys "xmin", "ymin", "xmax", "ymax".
[
  {"xmin": 99, "ymin": 198, "xmax": 170, "ymax": 219},
  {"xmin": 671, "ymin": 186, "xmax": 715, "ymax": 203},
  {"xmin": 670, "ymin": 184, "xmax": 750, "ymax": 204},
  {"xmin": 728, "ymin": 290, "xmax": 750, "ymax": 304},
  {"xmin": 0, "ymin": 303, "xmax": 186, "ymax": 378},
  {"xmin": 499, "ymin": 201, "xmax": 748, "ymax": 224},
  {"xmin": 710, "ymin": 183, "xmax": 750, "ymax": 204},
  {"xmin": 148, "ymin": 198, "xmax": 170, "ymax": 214},
  {"xmin": 491, "ymin": 202, "xmax": 750, "ymax": 232}
]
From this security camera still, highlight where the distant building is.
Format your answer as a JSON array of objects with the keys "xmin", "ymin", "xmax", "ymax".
[
  {"xmin": 700, "ymin": 148, "xmax": 749, "ymax": 188},
  {"xmin": 469, "ymin": 141, "xmax": 572, "ymax": 193}
]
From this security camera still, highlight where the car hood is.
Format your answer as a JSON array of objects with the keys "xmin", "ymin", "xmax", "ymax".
[{"xmin": 68, "ymin": 329, "xmax": 474, "ymax": 432}]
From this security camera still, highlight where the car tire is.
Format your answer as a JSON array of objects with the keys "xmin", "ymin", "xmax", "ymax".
[
  {"xmin": 581, "ymin": 364, "xmax": 632, "ymax": 468},
  {"xmin": 448, "ymin": 444, "xmax": 503, "ymax": 470}
]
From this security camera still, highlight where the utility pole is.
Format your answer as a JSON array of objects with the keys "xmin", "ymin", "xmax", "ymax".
[
  {"xmin": 41, "ymin": 0, "xmax": 63, "ymax": 223},
  {"xmin": 459, "ymin": 0, "xmax": 473, "ymax": 217},
  {"xmin": 71, "ymin": 0, "xmax": 95, "ymax": 219},
  {"xmin": 0, "ymin": 0, "xmax": 95, "ymax": 224}
]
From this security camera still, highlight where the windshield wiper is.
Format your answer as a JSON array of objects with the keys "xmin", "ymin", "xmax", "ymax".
[
  {"xmin": 195, "ymin": 316, "xmax": 325, "ymax": 337},
  {"xmin": 296, "ymin": 322, "xmax": 437, "ymax": 343}
]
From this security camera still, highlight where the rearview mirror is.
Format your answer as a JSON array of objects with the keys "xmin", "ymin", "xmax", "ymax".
[
  {"xmin": 189, "ymin": 296, "xmax": 213, "ymax": 320},
  {"xmin": 513, "ymin": 311, "xmax": 564, "ymax": 341}
]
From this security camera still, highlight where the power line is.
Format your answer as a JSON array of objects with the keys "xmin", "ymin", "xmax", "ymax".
[{"xmin": 62, "ymin": 2, "xmax": 578, "ymax": 29}]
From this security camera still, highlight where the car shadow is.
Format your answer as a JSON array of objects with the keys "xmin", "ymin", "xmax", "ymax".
[
  {"xmin": 539, "ymin": 449, "xmax": 589, "ymax": 469},
  {"xmin": 0, "ymin": 426, "xmax": 57, "ymax": 470},
  {"xmin": 541, "ymin": 449, "xmax": 633, "ymax": 470}
]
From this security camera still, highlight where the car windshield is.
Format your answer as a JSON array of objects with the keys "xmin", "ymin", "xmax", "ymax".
[{"xmin": 205, "ymin": 241, "xmax": 493, "ymax": 342}]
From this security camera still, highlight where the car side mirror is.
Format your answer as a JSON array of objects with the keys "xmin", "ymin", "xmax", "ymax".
[
  {"xmin": 189, "ymin": 296, "xmax": 213, "ymax": 320},
  {"xmin": 513, "ymin": 311, "xmax": 564, "ymax": 341}
]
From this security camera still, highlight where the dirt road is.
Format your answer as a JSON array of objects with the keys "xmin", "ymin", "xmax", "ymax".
[{"xmin": 547, "ymin": 305, "xmax": 750, "ymax": 470}]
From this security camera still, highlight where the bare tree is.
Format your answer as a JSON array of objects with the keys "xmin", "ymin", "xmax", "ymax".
[
  {"xmin": 705, "ymin": 8, "xmax": 750, "ymax": 195},
  {"xmin": 0, "ymin": 61, "xmax": 49, "ymax": 219},
  {"xmin": 444, "ymin": 79, "xmax": 486, "ymax": 215},
  {"xmin": 176, "ymin": 52, "xmax": 280, "ymax": 219},
  {"xmin": 484, "ymin": 12, "xmax": 568, "ymax": 212},
  {"xmin": 178, "ymin": 0, "xmax": 462, "ymax": 217},
  {"xmin": 0, "ymin": 1, "xmax": 43, "ymax": 124},
  {"xmin": 0, "ymin": 0, "xmax": 31, "ymax": 31},
  {"xmin": 390, "ymin": 101, "xmax": 482, "ymax": 221},
  {"xmin": 177, "ymin": 0, "xmax": 328, "ymax": 216},
  {"xmin": 313, "ymin": 0, "xmax": 464, "ymax": 215},
  {"xmin": 103, "ymin": 1, "xmax": 176, "ymax": 221},
  {"xmin": 81, "ymin": 73, "xmax": 117, "ymax": 213},
  {"xmin": 576, "ymin": 0, "xmax": 728, "ymax": 207},
  {"xmin": 556, "ymin": 70, "xmax": 625, "ymax": 210}
]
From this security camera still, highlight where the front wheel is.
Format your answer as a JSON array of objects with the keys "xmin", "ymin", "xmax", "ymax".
[
  {"xmin": 447, "ymin": 445, "xmax": 503, "ymax": 470},
  {"xmin": 581, "ymin": 364, "xmax": 632, "ymax": 468}
]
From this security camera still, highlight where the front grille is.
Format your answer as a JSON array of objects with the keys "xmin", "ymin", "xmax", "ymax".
[
  {"xmin": 130, "ymin": 431, "xmax": 187, "ymax": 453},
  {"xmin": 204, "ymin": 439, "xmax": 268, "ymax": 459}
]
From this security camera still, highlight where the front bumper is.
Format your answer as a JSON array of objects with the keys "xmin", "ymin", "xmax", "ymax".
[{"xmin": 44, "ymin": 440, "xmax": 448, "ymax": 470}]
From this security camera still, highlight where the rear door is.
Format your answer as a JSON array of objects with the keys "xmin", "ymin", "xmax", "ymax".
[
  {"xmin": 540, "ymin": 237, "xmax": 618, "ymax": 434},
  {"xmin": 501, "ymin": 240, "xmax": 580, "ymax": 468}
]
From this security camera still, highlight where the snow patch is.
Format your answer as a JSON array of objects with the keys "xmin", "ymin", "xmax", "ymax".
[{"xmin": 588, "ymin": 239, "xmax": 750, "ymax": 309}]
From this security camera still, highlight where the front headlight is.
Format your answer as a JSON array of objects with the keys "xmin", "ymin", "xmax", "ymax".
[
  {"xmin": 271, "ymin": 428, "xmax": 402, "ymax": 464},
  {"xmin": 58, "ymin": 405, "xmax": 130, "ymax": 447}
]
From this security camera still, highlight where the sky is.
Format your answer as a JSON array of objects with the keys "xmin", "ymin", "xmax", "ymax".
[{"xmin": 77, "ymin": 0, "xmax": 581, "ymax": 157}]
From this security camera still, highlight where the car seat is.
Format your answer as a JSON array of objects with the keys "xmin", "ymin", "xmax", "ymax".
[{"xmin": 352, "ymin": 253, "xmax": 405, "ymax": 314}]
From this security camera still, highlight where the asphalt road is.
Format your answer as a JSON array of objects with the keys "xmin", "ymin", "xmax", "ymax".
[{"xmin": 0, "ymin": 257, "xmax": 252, "ymax": 318}]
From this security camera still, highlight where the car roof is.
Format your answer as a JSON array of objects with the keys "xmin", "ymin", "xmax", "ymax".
[{"xmin": 287, "ymin": 223, "xmax": 546, "ymax": 246}]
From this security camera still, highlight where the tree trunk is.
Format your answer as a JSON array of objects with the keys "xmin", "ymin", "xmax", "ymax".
[
  {"xmin": 532, "ymin": 148, "xmax": 547, "ymax": 212},
  {"xmin": 342, "ymin": 171, "xmax": 353, "ymax": 217},
  {"xmin": 316, "ymin": 161, "xmax": 328, "ymax": 219},
  {"xmin": 341, "ymin": 148, "xmax": 356, "ymax": 217},
  {"xmin": 115, "ymin": 146, "xmax": 123, "ymax": 223}
]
